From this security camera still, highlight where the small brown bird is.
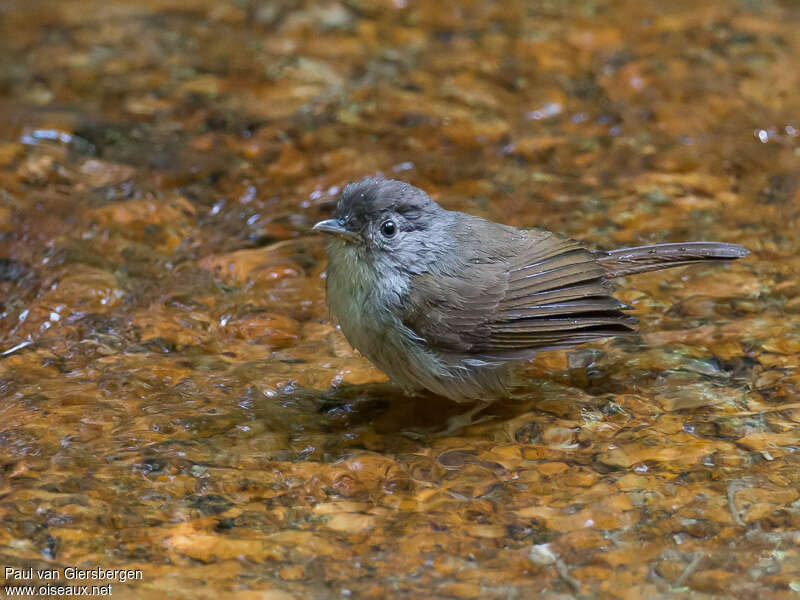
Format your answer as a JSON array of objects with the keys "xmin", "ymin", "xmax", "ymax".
[{"xmin": 314, "ymin": 177, "xmax": 748, "ymax": 409}]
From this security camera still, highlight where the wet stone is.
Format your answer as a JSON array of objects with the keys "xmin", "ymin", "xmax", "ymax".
[{"xmin": 0, "ymin": 258, "xmax": 31, "ymax": 282}]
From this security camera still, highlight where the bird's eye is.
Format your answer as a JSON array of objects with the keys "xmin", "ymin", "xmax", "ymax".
[{"xmin": 380, "ymin": 220, "xmax": 396, "ymax": 237}]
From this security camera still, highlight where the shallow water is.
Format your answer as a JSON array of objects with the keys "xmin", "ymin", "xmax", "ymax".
[{"xmin": 0, "ymin": 0, "xmax": 798, "ymax": 598}]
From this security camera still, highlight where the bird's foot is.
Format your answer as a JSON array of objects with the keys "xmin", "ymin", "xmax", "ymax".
[
  {"xmin": 438, "ymin": 409, "xmax": 494, "ymax": 437},
  {"xmin": 401, "ymin": 401, "xmax": 493, "ymax": 439}
]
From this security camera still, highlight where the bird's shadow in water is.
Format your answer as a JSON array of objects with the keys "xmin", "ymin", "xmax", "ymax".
[
  {"xmin": 315, "ymin": 382, "xmax": 468, "ymax": 435},
  {"xmin": 267, "ymin": 382, "xmax": 485, "ymax": 438},
  {"xmin": 272, "ymin": 346, "xmax": 636, "ymax": 444},
  {"xmin": 277, "ymin": 381, "xmax": 553, "ymax": 440}
]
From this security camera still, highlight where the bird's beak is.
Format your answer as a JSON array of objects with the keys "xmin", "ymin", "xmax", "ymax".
[{"xmin": 312, "ymin": 218, "xmax": 359, "ymax": 241}]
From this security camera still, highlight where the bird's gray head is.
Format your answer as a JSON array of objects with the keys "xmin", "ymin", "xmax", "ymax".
[{"xmin": 313, "ymin": 177, "xmax": 448, "ymax": 273}]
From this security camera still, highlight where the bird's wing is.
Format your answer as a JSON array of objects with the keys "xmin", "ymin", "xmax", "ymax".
[{"xmin": 401, "ymin": 217, "xmax": 636, "ymax": 358}]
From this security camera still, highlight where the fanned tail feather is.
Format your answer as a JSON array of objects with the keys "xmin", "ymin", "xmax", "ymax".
[{"xmin": 598, "ymin": 242, "xmax": 749, "ymax": 279}]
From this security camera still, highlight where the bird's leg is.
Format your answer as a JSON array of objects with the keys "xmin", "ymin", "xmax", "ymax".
[
  {"xmin": 439, "ymin": 399, "xmax": 494, "ymax": 436},
  {"xmin": 400, "ymin": 399, "xmax": 494, "ymax": 440}
]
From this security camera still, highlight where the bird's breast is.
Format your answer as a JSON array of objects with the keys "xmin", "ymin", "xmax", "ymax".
[{"xmin": 324, "ymin": 244, "xmax": 412, "ymax": 362}]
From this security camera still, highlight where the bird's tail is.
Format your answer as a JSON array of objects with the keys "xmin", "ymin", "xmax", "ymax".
[{"xmin": 597, "ymin": 242, "xmax": 749, "ymax": 279}]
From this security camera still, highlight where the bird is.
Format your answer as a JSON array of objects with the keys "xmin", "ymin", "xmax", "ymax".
[{"xmin": 313, "ymin": 176, "xmax": 748, "ymax": 410}]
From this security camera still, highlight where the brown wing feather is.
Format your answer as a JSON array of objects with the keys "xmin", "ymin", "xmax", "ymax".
[{"xmin": 401, "ymin": 216, "xmax": 635, "ymax": 358}]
